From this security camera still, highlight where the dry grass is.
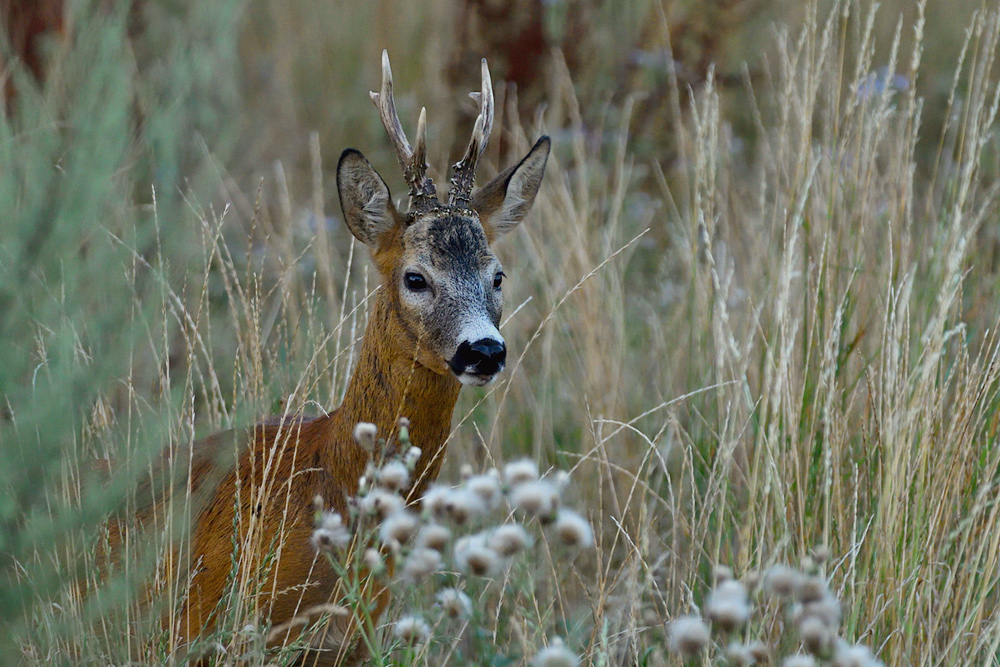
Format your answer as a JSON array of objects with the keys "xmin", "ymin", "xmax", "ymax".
[{"xmin": 5, "ymin": 0, "xmax": 1000, "ymax": 664}]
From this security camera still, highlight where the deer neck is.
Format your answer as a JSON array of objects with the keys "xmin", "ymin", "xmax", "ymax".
[{"xmin": 331, "ymin": 290, "xmax": 462, "ymax": 496}]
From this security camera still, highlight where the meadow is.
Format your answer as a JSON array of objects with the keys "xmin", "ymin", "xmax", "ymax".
[{"xmin": 2, "ymin": 0, "xmax": 1000, "ymax": 664}]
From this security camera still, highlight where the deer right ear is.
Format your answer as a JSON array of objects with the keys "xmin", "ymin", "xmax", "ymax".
[{"xmin": 337, "ymin": 149, "xmax": 400, "ymax": 247}]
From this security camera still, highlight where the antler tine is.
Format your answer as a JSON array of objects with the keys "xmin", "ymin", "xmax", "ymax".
[
  {"xmin": 369, "ymin": 50, "xmax": 437, "ymax": 209},
  {"xmin": 448, "ymin": 58, "xmax": 495, "ymax": 207}
]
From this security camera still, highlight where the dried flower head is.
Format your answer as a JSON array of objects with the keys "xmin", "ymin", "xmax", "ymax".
[
  {"xmin": 401, "ymin": 547, "xmax": 444, "ymax": 582},
  {"xmin": 454, "ymin": 534, "xmax": 500, "ymax": 577},
  {"xmin": 310, "ymin": 511, "xmax": 351, "ymax": 552},
  {"xmin": 552, "ymin": 510, "xmax": 594, "ymax": 549},
  {"xmin": 415, "ymin": 523, "xmax": 451, "ymax": 552},
  {"xmin": 832, "ymin": 642, "xmax": 883, "ymax": 667},
  {"xmin": 405, "ymin": 446, "xmax": 422, "ymax": 469},
  {"xmin": 359, "ymin": 488, "xmax": 404, "ymax": 521},
  {"xmin": 796, "ymin": 575, "xmax": 828, "ymax": 604},
  {"xmin": 353, "ymin": 422, "xmax": 378, "ymax": 453},
  {"xmin": 363, "ymin": 548, "xmax": 384, "ymax": 575},
  {"xmin": 443, "ymin": 487, "xmax": 487, "ymax": 525},
  {"xmin": 798, "ymin": 616, "xmax": 833, "ymax": 656},
  {"xmin": 379, "ymin": 510, "xmax": 420, "ymax": 547},
  {"xmin": 466, "ymin": 471, "xmax": 502, "ymax": 509},
  {"xmin": 503, "ymin": 458, "xmax": 540, "ymax": 487},
  {"xmin": 421, "ymin": 484, "xmax": 451, "ymax": 518},
  {"xmin": 725, "ymin": 642, "xmax": 755, "ymax": 666},
  {"xmin": 713, "ymin": 565, "xmax": 734, "ymax": 584},
  {"xmin": 488, "ymin": 523, "xmax": 532, "ymax": 557},
  {"xmin": 747, "ymin": 640, "xmax": 770, "ymax": 662},
  {"xmin": 510, "ymin": 479, "xmax": 559, "ymax": 520},
  {"xmin": 667, "ymin": 615, "xmax": 710, "ymax": 658},
  {"xmin": 532, "ymin": 637, "xmax": 579, "ymax": 667},
  {"xmin": 783, "ymin": 655, "xmax": 818, "ymax": 667},
  {"xmin": 394, "ymin": 615, "xmax": 431, "ymax": 645},
  {"xmin": 795, "ymin": 593, "xmax": 841, "ymax": 629},
  {"xmin": 764, "ymin": 565, "xmax": 802, "ymax": 598},
  {"xmin": 705, "ymin": 580, "xmax": 750, "ymax": 633},
  {"xmin": 377, "ymin": 460, "xmax": 411, "ymax": 492},
  {"xmin": 436, "ymin": 587, "xmax": 473, "ymax": 620}
]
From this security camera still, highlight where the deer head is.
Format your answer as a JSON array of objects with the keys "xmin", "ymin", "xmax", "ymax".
[{"xmin": 337, "ymin": 51, "xmax": 549, "ymax": 387}]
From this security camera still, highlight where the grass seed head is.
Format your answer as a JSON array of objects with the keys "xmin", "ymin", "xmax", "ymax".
[{"xmin": 667, "ymin": 615, "xmax": 710, "ymax": 658}]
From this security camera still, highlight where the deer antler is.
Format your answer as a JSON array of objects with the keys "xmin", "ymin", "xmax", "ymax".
[
  {"xmin": 370, "ymin": 50, "xmax": 438, "ymax": 212},
  {"xmin": 448, "ymin": 58, "xmax": 494, "ymax": 208}
]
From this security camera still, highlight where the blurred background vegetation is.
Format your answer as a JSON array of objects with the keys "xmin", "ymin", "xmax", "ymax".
[{"xmin": 2, "ymin": 0, "xmax": 999, "ymax": 664}]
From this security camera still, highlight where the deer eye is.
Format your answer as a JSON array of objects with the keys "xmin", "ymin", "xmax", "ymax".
[
  {"xmin": 493, "ymin": 271, "xmax": 505, "ymax": 289},
  {"xmin": 404, "ymin": 272, "xmax": 428, "ymax": 292}
]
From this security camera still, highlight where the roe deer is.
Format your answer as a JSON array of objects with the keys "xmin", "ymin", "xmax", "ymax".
[{"xmin": 131, "ymin": 50, "xmax": 549, "ymax": 665}]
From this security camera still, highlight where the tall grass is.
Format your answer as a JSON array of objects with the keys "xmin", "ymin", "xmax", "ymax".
[{"xmin": 3, "ymin": 0, "xmax": 1000, "ymax": 664}]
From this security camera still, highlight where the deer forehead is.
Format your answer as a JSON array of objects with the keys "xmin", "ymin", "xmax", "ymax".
[{"xmin": 402, "ymin": 213, "xmax": 496, "ymax": 273}]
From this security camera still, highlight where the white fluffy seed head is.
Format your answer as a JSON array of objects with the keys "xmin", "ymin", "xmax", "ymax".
[
  {"xmin": 532, "ymin": 637, "xmax": 578, "ymax": 667},
  {"xmin": 454, "ymin": 534, "xmax": 500, "ymax": 577},
  {"xmin": 404, "ymin": 445, "xmax": 422, "ymax": 469},
  {"xmin": 379, "ymin": 510, "xmax": 420, "ymax": 547},
  {"xmin": 798, "ymin": 616, "xmax": 833, "ymax": 656},
  {"xmin": 421, "ymin": 484, "xmax": 451, "ymax": 518},
  {"xmin": 353, "ymin": 422, "xmax": 378, "ymax": 452},
  {"xmin": 783, "ymin": 655, "xmax": 818, "ymax": 667},
  {"xmin": 764, "ymin": 565, "xmax": 802, "ymax": 598},
  {"xmin": 436, "ymin": 587, "xmax": 473, "ymax": 620},
  {"xmin": 706, "ymin": 580, "xmax": 750, "ymax": 633},
  {"xmin": 488, "ymin": 524, "xmax": 532, "ymax": 557},
  {"xmin": 310, "ymin": 511, "xmax": 351, "ymax": 552},
  {"xmin": 377, "ymin": 460, "xmax": 411, "ymax": 492},
  {"xmin": 394, "ymin": 615, "xmax": 431, "ymax": 645},
  {"xmin": 796, "ymin": 575, "xmax": 828, "ymax": 604},
  {"xmin": 725, "ymin": 642, "xmax": 754, "ymax": 667},
  {"xmin": 466, "ymin": 471, "xmax": 502, "ymax": 509},
  {"xmin": 359, "ymin": 488, "xmax": 404, "ymax": 521},
  {"xmin": 503, "ymin": 458, "xmax": 540, "ymax": 487},
  {"xmin": 401, "ymin": 547, "xmax": 444, "ymax": 582},
  {"xmin": 667, "ymin": 615, "xmax": 710, "ymax": 658},
  {"xmin": 552, "ymin": 510, "xmax": 594, "ymax": 549},
  {"xmin": 444, "ymin": 487, "xmax": 487, "ymax": 525},
  {"xmin": 510, "ymin": 479, "xmax": 559, "ymax": 521},
  {"xmin": 832, "ymin": 642, "xmax": 883, "ymax": 667},
  {"xmin": 363, "ymin": 548, "xmax": 384, "ymax": 574},
  {"xmin": 415, "ymin": 523, "xmax": 451, "ymax": 552}
]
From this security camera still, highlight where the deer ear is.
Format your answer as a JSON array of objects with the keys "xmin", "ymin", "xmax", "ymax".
[
  {"xmin": 472, "ymin": 136, "xmax": 550, "ymax": 240},
  {"xmin": 337, "ymin": 149, "xmax": 401, "ymax": 246}
]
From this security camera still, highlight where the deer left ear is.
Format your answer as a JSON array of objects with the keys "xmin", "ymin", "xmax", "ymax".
[{"xmin": 472, "ymin": 136, "xmax": 550, "ymax": 240}]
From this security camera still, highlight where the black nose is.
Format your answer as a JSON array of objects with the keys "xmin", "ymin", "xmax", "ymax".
[{"xmin": 450, "ymin": 338, "xmax": 507, "ymax": 376}]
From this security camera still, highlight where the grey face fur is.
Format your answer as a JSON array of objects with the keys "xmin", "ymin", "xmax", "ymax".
[{"xmin": 337, "ymin": 137, "xmax": 550, "ymax": 386}]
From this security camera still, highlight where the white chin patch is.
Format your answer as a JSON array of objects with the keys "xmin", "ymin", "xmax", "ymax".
[{"xmin": 458, "ymin": 371, "xmax": 501, "ymax": 387}]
